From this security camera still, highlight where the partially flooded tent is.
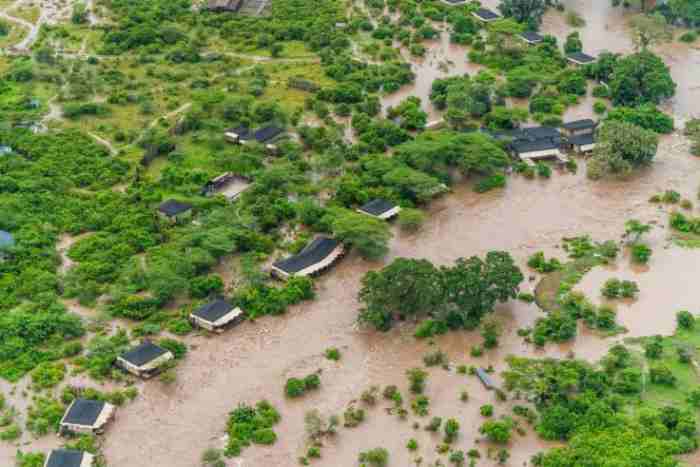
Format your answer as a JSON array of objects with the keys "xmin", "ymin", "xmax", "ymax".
[
  {"xmin": 59, "ymin": 399, "xmax": 115, "ymax": 435},
  {"xmin": 117, "ymin": 341, "xmax": 174, "ymax": 378},
  {"xmin": 45, "ymin": 449, "xmax": 95, "ymax": 467},
  {"xmin": 476, "ymin": 368, "xmax": 496, "ymax": 390},
  {"xmin": 472, "ymin": 8, "xmax": 501, "ymax": 22},
  {"xmin": 357, "ymin": 199, "xmax": 401, "ymax": 220},
  {"xmin": 206, "ymin": 0, "xmax": 243, "ymax": 12},
  {"xmin": 224, "ymin": 126, "xmax": 251, "ymax": 144},
  {"xmin": 566, "ymin": 51, "xmax": 596, "ymax": 65},
  {"xmin": 272, "ymin": 236, "xmax": 345, "ymax": 280},
  {"xmin": 519, "ymin": 31, "xmax": 544, "ymax": 45},
  {"xmin": 190, "ymin": 299, "xmax": 245, "ymax": 332}
]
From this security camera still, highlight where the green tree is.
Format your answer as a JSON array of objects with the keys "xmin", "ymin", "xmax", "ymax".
[
  {"xmin": 358, "ymin": 258, "xmax": 442, "ymax": 331},
  {"xmin": 630, "ymin": 13, "xmax": 673, "ymax": 50},
  {"xmin": 438, "ymin": 252, "xmax": 523, "ymax": 329},
  {"xmin": 498, "ymin": 0, "xmax": 548, "ymax": 27},
  {"xmin": 327, "ymin": 209, "xmax": 392, "ymax": 260},
  {"xmin": 588, "ymin": 121, "xmax": 659, "ymax": 178},
  {"xmin": 609, "ymin": 50, "xmax": 676, "ymax": 106}
]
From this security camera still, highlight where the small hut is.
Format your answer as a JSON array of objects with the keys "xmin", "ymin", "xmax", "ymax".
[
  {"xmin": 190, "ymin": 299, "xmax": 245, "ymax": 332},
  {"xmin": 59, "ymin": 399, "xmax": 115, "ymax": 435},
  {"xmin": 202, "ymin": 173, "xmax": 251, "ymax": 201},
  {"xmin": 472, "ymin": 8, "xmax": 501, "ymax": 22},
  {"xmin": 254, "ymin": 125, "xmax": 284, "ymax": 144},
  {"xmin": 272, "ymin": 236, "xmax": 345, "ymax": 280},
  {"xmin": 561, "ymin": 119, "xmax": 597, "ymax": 137},
  {"xmin": 519, "ymin": 31, "xmax": 544, "ymax": 45},
  {"xmin": 476, "ymin": 368, "xmax": 496, "ymax": 390},
  {"xmin": 566, "ymin": 52, "xmax": 596, "ymax": 66},
  {"xmin": 45, "ymin": 449, "xmax": 95, "ymax": 467},
  {"xmin": 157, "ymin": 200, "xmax": 193, "ymax": 223},
  {"xmin": 116, "ymin": 341, "xmax": 174, "ymax": 378},
  {"xmin": 206, "ymin": 0, "xmax": 243, "ymax": 12},
  {"xmin": 568, "ymin": 133, "xmax": 596, "ymax": 154},
  {"xmin": 224, "ymin": 126, "xmax": 251, "ymax": 144},
  {"xmin": 357, "ymin": 199, "xmax": 401, "ymax": 220}
]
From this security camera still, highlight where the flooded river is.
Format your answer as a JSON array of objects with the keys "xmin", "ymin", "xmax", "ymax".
[{"xmin": 2, "ymin": 2, "xmax": 700, "ymax": 466}]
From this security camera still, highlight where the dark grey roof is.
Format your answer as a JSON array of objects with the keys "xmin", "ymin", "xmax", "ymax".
[
  {"xmin": 273, "ymin": 236, "xmax": 341, "ymax": 274},
  {"xmin": 442, "ymin": 0, "xmax": 467, "ymax": 4},
  {"xmin": 567, "ymin": 52, "xmax": 596, "ymax": 64},
  {"xmin": 0, "ymin": 230, "xmax": 14, "ymax": 249},
  {"xmin": 46, "ymin": 449, "xmax": 86, "ymax": 467},
  {"xmin": 120, "ymin": 341, "xmax": 168, "ymax": 367},
  {"xmin": 473, "ymin": 8, "xmax": 500, "ymax": 20},
  {"xmin": 254, "ymin": 126, "xmax": 284, "ymax": 143},
  {"xmin": 158, "ymin": 199, "xmax": 193, "ymax": 217},
  {"xmin": 512, "ymin": 138, "xmax": 560, "ymax": 154},
  {"xmin": 192, "ymin": 299, "xmax": 235, "ymax": 322},
  {"xmin": 520, "ymin": 31, "xmax": 544, "ymax": 43},
  {"xmin": 63, "ymin": 399, "xmax": 105, "ymax": 426},
  {"xmin": 561, "ymin": 119, "xmax": 597, "ymax": 131},
  {"xmin": 207, "ymin": 0, "xmax": 243, "ymax": 11},
  {"xmin": 359, "ymin": 199, "xmax": 398, "ymax": 216},
  {"xmin": 568, "ymin": 133, "xmax": 595, "ymax": 146},
  {"xmin": 227, "ymin": 126, "xmax": 251, "ymax": 140}
]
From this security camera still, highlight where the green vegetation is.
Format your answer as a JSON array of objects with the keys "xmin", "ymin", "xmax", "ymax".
[
  {"xmin": 588, "ymin": 120, "xmax": 659, "ymax": 179},
  {"xmin": 224, "ymin": 400, "xmax": 280, "ymax": 457},
  {"xmin": 285, "ymin": 373, "xmax": 321, "ymax": 398},
  {"xmin": 358, "ymin": 253, "xmax": 523, "ymax": 332}
]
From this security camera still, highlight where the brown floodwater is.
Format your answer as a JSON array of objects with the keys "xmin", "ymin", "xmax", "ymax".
[{"xmin": 3, "ymin": 3, "xmax": 700, "ymax": 466}]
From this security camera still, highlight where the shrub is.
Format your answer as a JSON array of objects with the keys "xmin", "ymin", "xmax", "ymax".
[
  {"xmin": 423, "ymin": 350, "xmax": 447, "ymax": 367},
  {"xmin": 285, "ymin": 378, "xmax": 306, "ymax": 398},
  {"xmin": 407, "ymin": 438, "xmax": 418, "ymax": 451},
  {"xmin": 159, "ymin": 338, "xmax": 187, "ymax": 359},
  {"xmin": 343, "ymin": 406, "xmax": 365, "ymax": 427},
  {"xmin": 31, "ymin": 362, "xmax": 66, "ymax": 389},
  {"xmin": 358, "ymin": 447, "xmax": 389, "ymax": 466},
  {"xmin": 225, "ymin": 400, "xmax": 280, "ymax": 456},
  {"xmin": 679, "ymin": 31, "xmax": 698, "ymax": 43},
  {"xmin": 407, "ymin": 368, "xmax": 428, "ymax": 394},
  {"xmin": 479, "ymin": 418, "xmax": 514, "ymax": 443},
  {"xmin": 324, "ymin": 347, "xmax": 341, "ymax": 361},
  {"xmin": 480, "ymin": 405, "xmax": 494, "ymax": 417},
  {"xmin": 649, "ymin": 365, "xmax": 676, "ymax": 386},
  {"xmin": 677, "ymin": 310, "xmax": 696, "ymax": 330},
  {"xmin": 411, "ymin": 395, "xmax": 430, "ymax": 416},
  {"xmin": 644, "ymin": 336, "xmax": 664, "ymax": 359},
  {"xmin": 631, "ymin": 243, "xmax": 652, "ymax": 264},
  {"xmin": 527, "ymin": 252, "xmax": 561, "ymax": 273},
  {"xmin": 535, "ymin": 162, "xmax": 551, "ymax": 178},
  {"xmin": 444, "ymin": 418, "xmax": 460, "ymax": 443},
  {"xmin": 594, "ymin": 101, "xmax": 607, "ymax": 114}
]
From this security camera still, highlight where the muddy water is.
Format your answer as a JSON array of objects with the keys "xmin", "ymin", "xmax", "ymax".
[
  {"xmin": 81, "ymin": 129, "xmax": 700, "ymax": 466},
  {"xmin": 381, "ymin": 0, "xmax": 700, "ymax": 120}
]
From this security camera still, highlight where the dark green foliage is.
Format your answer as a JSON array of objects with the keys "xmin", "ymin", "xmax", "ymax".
[
  {"xmin": 588, "ymin": 121, "xmax": 659, "ymax": 178},
  {"xmin": 608, "ymin": 50, "xmax": 676, "ymax": 106},
  {"xmin": 606, "ymin": 105, "xmax": 674, "ymax": 133},
  {"xmin": 159, "ymin": 338, "xmax": 187, "ymax": 359},
  {"xmin": 358, "ymin": 447, "xmax": 389, "ymax": 467},
  {"xmin": 677, "ymin": 310, "xmax": 695, "ymax": 330},
  {"xmin": 359, "ymin": 253, "xmax": 523, "ymax": 331},
  {"xmin": 285, "ymin": 372, "xmax": 321, "ymax": 398},
  {"xmin": 225, "ymin": 400, "xmax": 280, "ymax": 457},
  {"xmin": 527, "ymin": 251, "xmax": 561, "ymax": 273},
  {"xmin": 631, "ymin": 243, "xmax": 652, "ymax": 264}
]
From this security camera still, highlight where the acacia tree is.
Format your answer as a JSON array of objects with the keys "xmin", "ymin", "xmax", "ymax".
[
  {"xmin": 327, "ymin": 209, "xmax": 392, "ymax": 261},
  {"xmin": 498, "ymin": 0, "xmax": 548, "ymax": 27},
  {"xmin": 588, "ymin": 121, "xmax": 659, "ymax": 179},
  {"xmin": 609, "ymin": 50, "xmax": 676, "ymax": 106},
  {"xmin": 358, "ymin": 258, "xmax": 442, "ymax": 331},
  {"xmin": 630, "ymin": 13, "xmax": 673, "ymax": 50},
  {"xmin": 438, "ymin": 252, "xmax": 523, "ymax": 329}
]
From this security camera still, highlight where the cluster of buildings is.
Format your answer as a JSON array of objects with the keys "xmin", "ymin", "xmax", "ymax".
[{"xmin": 491, "ymin": 118, "xmax": 598, "ymax": 166}]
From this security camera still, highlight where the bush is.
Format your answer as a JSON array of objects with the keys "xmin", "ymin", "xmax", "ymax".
[
  {"xmin": 594, "ymin": 101, "xmax": 607, "ymax": 114},
  {"xmin": 444, "ymin": 418, "xmax": 460, "ymax": 443},
  {"xmin": 649, "ymin": 365, "xmax": 676, "ymax": 386},
  {"xmin": 358, "ymin": 448, "xmax": 389, "ymax": 467},
  {"xmin": 225, "ymin": 400, "xmax": 280, "ymax": 457},
  {"xmin": 285, "ymin": 373, "xmax": 321, "ymax": 398},
  {"xmin": 159, "ymin": 338, "xmax": 187, "ymax": 359},
  {"xmin": 343, "ymin": 405, "xmax": 365, "ymax": 427},
  {"xmin": 679, "ymin": 31, "xmax": 698, "ymax": 43},
  {"xmin": 631, "ymin": 243, "xmax": 652, "ymax": 264},
  {"xmin": 324, "ymin": 347, "xmax": 341, "ymax": 361},
  {"xmin": 423, "ymin": 350, "xmax": 447, "ymax": 367},
  {"xmin": 407, "ymin": 368, "xmax": 428, "ymax": 394},
  {"xmin": 480, "ymin": 404, "xmax": 494, "ymax": 417},
  {"xmin": 677, "ymin": 310, "xmax": 695, "ymax": 330},
  {"xmin": 479, "ymin": 418, "xmax": 514, "ymax": 443},
  {"xmin": 527, "ymin": 252, "xmax": 561, "ymax": 273}
]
